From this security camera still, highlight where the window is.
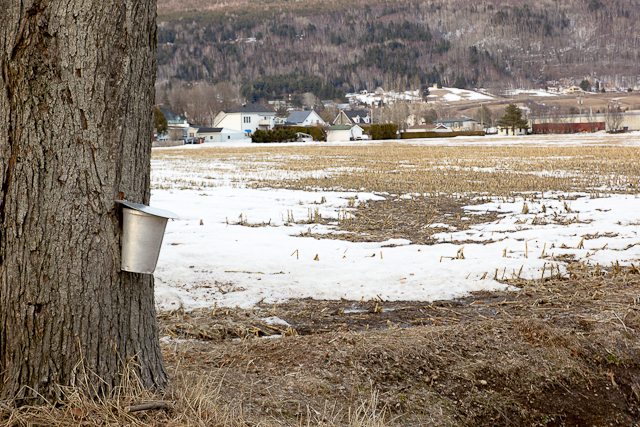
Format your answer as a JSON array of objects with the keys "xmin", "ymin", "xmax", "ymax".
[{"xmin": 243, "ymin": 116, "xmax": 251, "ymax": 123}]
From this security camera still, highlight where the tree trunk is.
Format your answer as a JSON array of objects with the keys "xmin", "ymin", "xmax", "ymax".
[{"xmin": 0, "ymin": 0, "xmax": 166, "ymax": 402}]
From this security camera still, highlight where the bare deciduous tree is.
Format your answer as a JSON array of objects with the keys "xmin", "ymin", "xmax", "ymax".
[
  {"xmin": 302, "ymin": 92, "xmax": 318, "ymax": 110},
  {"xmin": 604, "ymin": 106, "xmax": 623, "ymax": 133},
  {"xmin": 378, "ymin": 101, "xmax": 411, "ymax": 131},
  {"xmin": 160, "ymin": 82, "xmax": 240, "ymax": 126}
]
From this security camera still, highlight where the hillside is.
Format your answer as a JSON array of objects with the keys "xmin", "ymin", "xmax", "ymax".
[{"xmin": 156, "ymin": 0, "xmax": 640, "ymax": 94}]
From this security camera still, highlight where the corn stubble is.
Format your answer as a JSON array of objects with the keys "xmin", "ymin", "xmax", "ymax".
[{"xmin": 152, "ymin": 142, "xmax": 639, "ymax": 197}]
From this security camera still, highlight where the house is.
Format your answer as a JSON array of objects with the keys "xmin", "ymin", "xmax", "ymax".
[
  {"xmin": 274, "ymin": 117, "xmax": 288, "ymax": 126},
  {"xmin": 193, "ymin": 126, "xmax": 251, "ymax": 143},
  {"xmin": 188, "ymin": 124, "xmax": 206, "ymax": 138},
  {"xmin": 213, "ymin": 102, "xmax": 276, "ymax": 135},
  {"xmin": 435, "ymin": 118, "xmax": 480, "ymax": 131},
  {"xmin": 159, "ymin": 107, "xmax": 189, "ymax": 139},
  {"xmin": 285, "ymin": 110, "xmax": 327, "ymax": 127},
  {"xmin": 563, "ymin": 85, "xmax": 583, "ymax": 94},
  {"xmin": 333, "ymin": 109, "xmax": 372, "ymax": 125},
  {"xmin": 405, "ymin": 124, "xmax": 436, "ymax": 133},
  {"xmin": 497, "ymin": 125, "xmax": 527, "ymax": 136},
  {"xmin": 326, "ymin": 124, "xmax": 365, "ymax": 142},
  {"xmin": 267, "ymin": 100, "xmax": 288, "ymax": 110},
  {"xmin": 434, "ymin": 123, "xmax": 452, "ymax": 133}
]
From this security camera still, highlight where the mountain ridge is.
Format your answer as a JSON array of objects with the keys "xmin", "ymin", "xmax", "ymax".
[{"xmin": 156, "ymin": 0, "xmax": 640, "ymax": 93}]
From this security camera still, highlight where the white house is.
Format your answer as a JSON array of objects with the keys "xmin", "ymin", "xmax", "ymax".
[
  {"xmin": 213, "ymin": 102, "xmax": 276, "ymax": 135},
  {"xmin": 326, "ymin": 124, "xmax": 364, "ymax": 142},
  {"xmin": 498, "ymin": 126, "xmax": 527, "ymax": 136},
  {"xmin": 434, "ymin": 123, "xmax": 452, "ymax": 133},
  {"xmin": 285, "ymin": 110, "xmax": 327, "ymax": 127}
]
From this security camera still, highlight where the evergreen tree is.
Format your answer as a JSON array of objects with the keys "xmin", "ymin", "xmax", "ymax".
[
  {"xmin": 496, "ymin": 104, "xmax": 529, "ymax": 134},
  {"xmin": 154, "ymin": 106, "xmax": 168, "ymax": 135},
  {"xmin": 453, "ymin": 75, "xmax": 467, "ymax": 89},
  {"xmin": 579, "ymin": 79, "xmax": 592, "ymax": 92},
  {"xmin": 421, "ymin": 84, "xmax": 430, "ymax": 100}
]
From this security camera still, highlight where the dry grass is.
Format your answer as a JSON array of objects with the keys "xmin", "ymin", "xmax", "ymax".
[{"xmin": 1, "ymin": 361, "xmax": 387, "ymax": 426}]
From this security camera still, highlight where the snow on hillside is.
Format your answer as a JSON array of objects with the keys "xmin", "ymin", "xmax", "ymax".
[
  {"xmin": 346, "ymin": 87, "xmax": 493, "ymax": 106},
  {"xmin": 430, "ymin": 87, "xmax": 494, "ymax": 102},
  {"xmin": 347, "ymin": 90, "xmax": 421, "ymax": 105}
]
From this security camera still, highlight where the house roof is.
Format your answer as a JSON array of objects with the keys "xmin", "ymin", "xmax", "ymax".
[
  {"xmin": 343, "ymin": 109, "xmax": 370, "ymax": 119},
  {"xmin": 224, "ymin": 102, "xmax": 275, "ymax": 114},
  {"xmin": 159, "ymin": 107, "xmax": 187, "ymax": 122},
  {"xmin": 194, "ymin": 126, "xmax": 222, "ymax": 133},
  {"xmin": 286, "ymin": 110, "xmax": 316, "ymax": 123},
  {"xmin": 330, "ymin": 125, "xmax": 353, "ymax": 131},
  {"xmin": 436, "ymin": 118, "xmax": 476, "ymax": 124},
  {"xmin": 408, "ymin": 124, "xmax": 436, "ymax": 130}
]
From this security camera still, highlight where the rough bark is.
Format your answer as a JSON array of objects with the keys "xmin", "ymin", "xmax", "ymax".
[{"xmin": 0, "ymin": 0, "xmax": 167, "ymax": 402}]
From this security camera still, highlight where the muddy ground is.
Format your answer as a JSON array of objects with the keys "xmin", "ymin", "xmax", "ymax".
[
  {"xmin": 159, "ymin": 270, "xmax": 640, "ymax": 426},
  {"xmin": 270, "ymin": 195, "xmax": 502, "ymax": 246}
]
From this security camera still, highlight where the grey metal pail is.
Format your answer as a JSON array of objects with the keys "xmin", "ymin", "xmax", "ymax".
[{"xmin": 116, "ymin": 200, "xmax": 179, "ymax": 274}]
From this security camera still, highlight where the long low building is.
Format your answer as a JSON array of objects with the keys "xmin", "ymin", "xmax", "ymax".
[
  {"xmin": 194, "ymin": 126, "xmax": 251, "ymax": 143},
  {"xmin": 532, "ymin": 122, "xmax": 605, "ymax": 133},
  {"xmin": 528, "ymin": 110, "xmax": 640, "ymax": 133}
]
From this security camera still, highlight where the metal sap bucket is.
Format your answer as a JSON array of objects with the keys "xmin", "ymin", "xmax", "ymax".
[{"xmin": 116, "ymin": 200, "xmax": 179, "ymax": 274}]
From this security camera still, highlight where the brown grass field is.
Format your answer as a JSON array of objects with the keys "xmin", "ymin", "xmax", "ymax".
[{"xmin": 3, "ymin": 138, "xmax": 640, "ymax": 426}]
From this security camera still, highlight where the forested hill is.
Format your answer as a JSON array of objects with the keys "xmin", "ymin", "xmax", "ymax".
[{"xmin": 157, "ymin": 0, "xmax": 640, "ymax": 92}]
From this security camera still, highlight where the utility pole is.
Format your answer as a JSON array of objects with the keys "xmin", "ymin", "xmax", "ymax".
[{"xmin": 578, "ymin": 94, "xmax": 584, "ymax": 123}]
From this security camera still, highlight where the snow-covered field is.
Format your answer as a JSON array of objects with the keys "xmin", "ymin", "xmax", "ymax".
[
  {"xmin": 503, "ymin": 89, "xmax": 558, "ymax": 97},
  {"xmin": 150, "ymin": 135, "xmax": 640, "ymax": 311}
]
